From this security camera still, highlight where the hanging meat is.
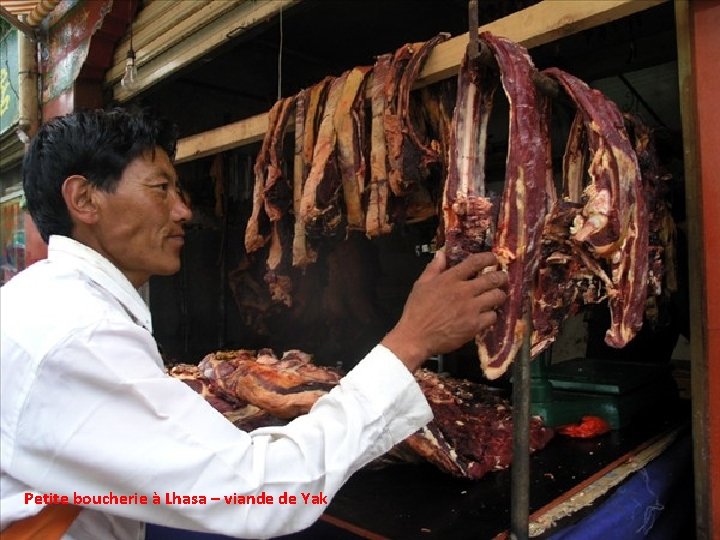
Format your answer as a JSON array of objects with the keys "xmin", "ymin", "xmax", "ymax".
[
  {"xmin": 245, "ymin": 100, "xmax": 285, "ymax": 254},
  {"xmin": 336, "ymin": 67, "xmax": 372, "ymax": 231},
  {"xmin": 292, "ymin": 78, "xmax": 332, "ymax": 267},
  {"xmin": 263, "ymin": 96, "xmax": 297, "ymax": 307},
  {"xmin": 443, "ymin": 33, "xmax": 550, "ymax": 380},
  {"xmin": 539, "ymin": 68, "xmax": 649, "ymax": 350},
  {"xmin": 623, "ymin": 113, "xmax": 677, "ymax": 324},
  {"xmin": 532, "ymin": 110, "xmax": 609, "ymax": 356},
  {"xmin": 299, "ymin": 69, "xmax": 369, "ymax": 238},
  {"xmin": 385, "ymin": 33, "xmax": 450, "ymax": 197},
  {"xmin": 366, "ymin": 53, "xmax": 394, "ymax": 238}
]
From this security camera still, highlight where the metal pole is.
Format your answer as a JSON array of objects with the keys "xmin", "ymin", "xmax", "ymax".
[
  {"xmin": 510, "ymin": 310, "xmax": 532, "ymax": 540},
  {"xmin": 468, "ymin": 0, "xmax": 479, "ymax": 60}
]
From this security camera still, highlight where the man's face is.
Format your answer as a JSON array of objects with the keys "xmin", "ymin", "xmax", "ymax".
[{"xmin": 91, "ymin": 148, "xmax": 192, "ymax": 287}]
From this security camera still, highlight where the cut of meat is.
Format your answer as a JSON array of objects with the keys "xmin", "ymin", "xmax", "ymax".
[
  {"xmin": 623, "ymin": 113, "xmax": 677, "ymax": 318},
  {"xmin": 532, "ymin": 108, "xmax": 605, "ymax": 356},
  {"xmin": 442, "ymin": 48, "xmax": 497, "ymax": 268},
  {"xmin": 335, "ymin": 66, "xmax": 372, "ymax": 231},
  {"xmin": 292, "ymin": 78, "xmax": 332, "ymax": 267},
  {"xmin": 265, "ymin": 221, "xmax": 295, "ymax": 307},
  {"xmin": 169, "ymin": 363, "xmax": 287, "ymax": 430},
  {"xmin": 385, "ymin": 33, "xmax": 450, "ymax": 197},
  {"xmin": 366, "ymin": 54, "xmax": 394, "ymax": 238},
  {"xmin": 168, "ymin": 363, "xmax": 245, "ymax": 414},
  {"xmin": 198, "ymin": 349, "xmax": 342, "ymax": 419},
  {"xmin": 263, "ymin": 96, "xmax": 297, "ymax": 222},
  {"xmin": 245, "ymin": 100, "xmax": 285, "ymax": 254},
  {"xmin": 442, "ymin": 34, "xmax": 549, "ymax": 380},
  {"xmin": 543, "ymin": 68, "xmax": 648, "ymax": 349},
  {"xmin": 402, "ymin": 369, "xmax": 554, "ymax": 479},
  {"xmin": 474, "ymin": 34, "xmax": 550, "ymax": 380},
  {"xmin": 262, "ymin": 95, "xmax": 298, "ymax": 306},
  {"xmin": 299, "ymin": 73, "xmax": 349, "ymax": 237},
  {"xmin": 180, "ymin": 349, "xmax": 553, "ymax": 480}
]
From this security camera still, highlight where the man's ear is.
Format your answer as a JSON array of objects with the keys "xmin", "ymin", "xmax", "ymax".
[{"xmin": 61, "ymin": 175, "xmax": 99, "ymax": 225}]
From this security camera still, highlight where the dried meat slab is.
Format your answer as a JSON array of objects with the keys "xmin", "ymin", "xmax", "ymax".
[
  {"xmin": 199, "ymin": 349, "xmax": 342, "ymax": 419},
  {"xmin": 299, "ymin": 72, "xmax": 351, "ymax": 237},
  {"xmin": 245, "ymin": 101, "xmax": 285, "ymax": 254},
  {"xmin": 532, "ymin": 110, "xmax": 608, "ymax": 356},
  {"xmin": 366, "ymin": 54, "xmax": 394, "ymax": 238},
  {"xmin": 402, "ymin": 370, "xmax": 553, "ymax": 480},
  {"xmin": 292, "ymin": 79, "xmax": 332, "ymax": 267},
  {"xmin": 335, "ymin": 67, "xmax": 372, "ymax": 231},
  {"xmin": 263, "ymin": 96, "xmax": 298, "ymax": 306},
  {"xmin": 386, "ymin": 33, "xmax": 450, "ymax": 197},
  {"xmin": 543, "ymin": 68, "xmax": 648, "ymax": 349},
  {"xmin": 443, "ymin": 33, "xmax": 549, "ymax": 380},
  {"xmin": 442, "ymin": 48, "xmax": 497, "ymax": 268}
]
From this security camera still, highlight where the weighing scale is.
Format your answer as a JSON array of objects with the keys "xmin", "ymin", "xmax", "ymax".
[{"xmin": 530, "ymin": 353, "xmax": 679, "ymax": 429}]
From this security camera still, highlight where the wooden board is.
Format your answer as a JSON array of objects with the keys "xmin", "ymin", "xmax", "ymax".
[{"xmin": 175, "ymin": 0, "xmax": 666, "ymax": 163}]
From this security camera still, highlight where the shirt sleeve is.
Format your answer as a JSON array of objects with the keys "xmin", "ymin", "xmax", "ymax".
[{"xmin": 8, "ymin": 319, "xmax": 432, "ymax": 539}]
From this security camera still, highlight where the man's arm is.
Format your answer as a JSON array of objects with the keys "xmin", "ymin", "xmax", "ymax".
[{"xmin": 7, "ymin": 321, "xmax": 429, "ymax": 539}]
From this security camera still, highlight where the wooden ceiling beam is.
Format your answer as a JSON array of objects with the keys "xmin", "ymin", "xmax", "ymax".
[{"xmin": 175, "ymin": 0, "xmax": 667, "ymax": 164}]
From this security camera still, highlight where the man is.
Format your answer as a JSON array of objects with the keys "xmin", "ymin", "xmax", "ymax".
[{"xmin": 0, "ymin": 109, "xmax": 507, "ymax": 539}]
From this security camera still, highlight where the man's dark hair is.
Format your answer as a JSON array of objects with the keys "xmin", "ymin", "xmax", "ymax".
[{"xmin": 23, "ymin": 108, "xmax": 178, "ymax": 242}]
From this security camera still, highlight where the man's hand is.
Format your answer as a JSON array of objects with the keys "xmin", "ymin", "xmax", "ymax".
[{"xmin": 381, "ymin": 251, "xmax": 508, "ymax": 372}]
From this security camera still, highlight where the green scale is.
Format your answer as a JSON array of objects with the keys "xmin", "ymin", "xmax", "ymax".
[{"xmin": 529, "ymin": 354, "xmax": 678, "ymax": 429}]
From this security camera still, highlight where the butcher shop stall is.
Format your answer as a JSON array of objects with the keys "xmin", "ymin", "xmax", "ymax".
[{"xmin": 24, "ymin": 0, "xmax": 713, "ymax": 538}]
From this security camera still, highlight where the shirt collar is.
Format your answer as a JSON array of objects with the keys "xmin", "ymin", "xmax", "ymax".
[{"xmin": 48, "ymin": 235, "xmax": 153, "ymax": 332}]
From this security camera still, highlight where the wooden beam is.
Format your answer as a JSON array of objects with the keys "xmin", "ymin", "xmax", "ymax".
[
  {"xmin": 175, "ymin": 0, "xmax": 667, "ymax": 163},
  {"xmin": 176, "ymin": 112, "xmax": 269, "ymax": 164},
  {"xmin": 112, "ymin": 0, "xmax": 299, "ymax": 102},
  {"xmin": 415, "ymin": 0, "xmax": 667, "ymax": 88}
]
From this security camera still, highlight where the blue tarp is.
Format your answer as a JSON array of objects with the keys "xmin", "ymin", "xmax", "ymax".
[{"xmin": 548, "ymin": 430, "xmax": 693, "ymax": 540}]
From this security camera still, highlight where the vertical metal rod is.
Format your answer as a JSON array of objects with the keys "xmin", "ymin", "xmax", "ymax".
[
  {"xmin": 468, "ymin": 0, "xmax": 479, "ymax": 60},
  {"xmin": 511, "ymin": 310, "xmax": 532, "ymax": 540}
]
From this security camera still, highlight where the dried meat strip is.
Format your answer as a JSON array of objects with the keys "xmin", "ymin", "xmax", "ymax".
[
  {"xmin": 386, "ymin": 33, "xmax": 450, "ymax": 197},
  {"xmin": 259, "ymin": 96, "xmax": 297, "ymax": 306},
  {"xmin": 366, "ymin": 54, "xmax": 394, "ymax": 237},
  {"xmin": 292, "ymin": 78, "xmax": 332, "ymax": 267},
  {"xmin": 532, "ymin": 108, "xmax": 605, "ymax": 356},
  {"xmin": 474, "ymin": 33, "xmax": 550, "ymax": 380},
  {"xmin": 263, "ymin": 96, "xmax": 297, "ymax": 222},
  {"xmin": 245, "ymin": 101, "xmax": 284, "ymax": 253},
  {"xmin": 335, "ymin": 66, "xmax": 372, "ymax": 231},
  {"xmin": 624, "ymin": 114, "xmax": 677, "ymax": 306},
  {"xmin": 299, "ymin": 73, "xmax": 348, "ymax": 236}
]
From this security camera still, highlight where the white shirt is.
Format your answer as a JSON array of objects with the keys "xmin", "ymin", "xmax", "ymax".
[{"xmin": 0, "ymin": 235, "xmax": 432, "ymax": 539}]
